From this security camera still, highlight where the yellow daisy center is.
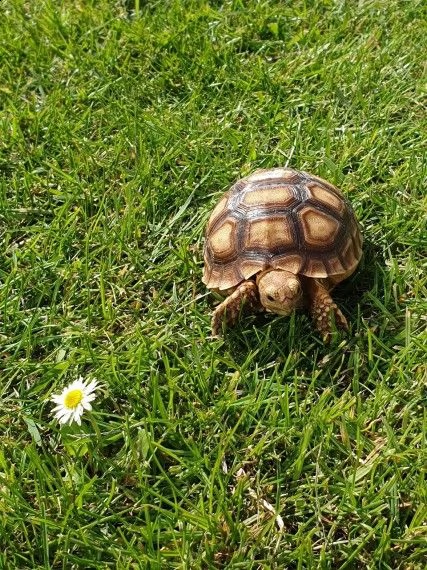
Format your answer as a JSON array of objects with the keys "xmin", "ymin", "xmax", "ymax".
[{"xmin": 64, "ymin": 389, "xmax": 83, "ymax": 409}]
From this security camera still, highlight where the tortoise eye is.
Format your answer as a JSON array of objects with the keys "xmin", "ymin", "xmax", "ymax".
[{"xmin": 266, "ymin": 294, "xmax": 275, "ymax": 302}]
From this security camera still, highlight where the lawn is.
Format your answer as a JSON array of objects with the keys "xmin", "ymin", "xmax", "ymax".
[{"xmin": 0, "ymin": 0, "xmax": 426, "ymax": 568}]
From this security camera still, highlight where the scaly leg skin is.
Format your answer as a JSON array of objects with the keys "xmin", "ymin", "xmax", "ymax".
[
  {"xmin": 306, "ymin": 279, "xmax": 348, "ymax": 341},
  {"xmin": 211, "ymin": 281, "xmax": 261, "ymax": 337}
]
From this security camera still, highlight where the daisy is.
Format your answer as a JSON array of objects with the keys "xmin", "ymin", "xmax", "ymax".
[{"xmin": 51, "ymin": 377, "xmax": 98, "ymax": 426}]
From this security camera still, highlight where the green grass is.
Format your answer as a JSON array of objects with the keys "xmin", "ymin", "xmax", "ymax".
[{"xmin": 1, "ymin": 0, "xmax": 426, "ymax": 567}]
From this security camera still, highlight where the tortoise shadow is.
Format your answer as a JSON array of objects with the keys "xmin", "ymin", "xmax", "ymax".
[{"xmin": 333, "ymin": 238, "xmax": 383, "ymax": 316}]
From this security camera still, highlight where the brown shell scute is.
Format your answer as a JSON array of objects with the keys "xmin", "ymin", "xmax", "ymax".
[{"xmin": 203, "ymin": 168, "xmax": 362, "ymax": 291}]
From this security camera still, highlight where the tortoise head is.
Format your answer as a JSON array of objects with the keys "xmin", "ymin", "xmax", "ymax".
[{"xmin": 256, "ymin": 270, "xmax": 303, "ymax": 316}]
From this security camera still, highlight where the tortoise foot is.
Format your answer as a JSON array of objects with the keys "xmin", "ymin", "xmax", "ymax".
[
  {"xmin": 211, "ymin": 281, "xmax": 260, "ymax": 337},
  {"xmin": 313, "ymin": 302, "xmax": 348, "ymax": 342},
  {"xmin": 306, "ymin": 279, "xmax": 348, "ymax": 341}
]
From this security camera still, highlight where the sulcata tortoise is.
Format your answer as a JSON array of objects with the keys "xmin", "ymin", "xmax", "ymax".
[{"xmin": 202, "ymin": 167, "xmax": 363, "ymax": 339}]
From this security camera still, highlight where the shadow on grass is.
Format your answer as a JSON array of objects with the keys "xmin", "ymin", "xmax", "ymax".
[{"xmin": 332, "ymin": 238, "xmax": 387, "ymax": 327}]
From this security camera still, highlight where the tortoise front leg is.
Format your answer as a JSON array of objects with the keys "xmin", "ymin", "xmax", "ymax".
[
  {"xmin": 211, "ymin": 281, "xmax": 261, "ymax": 337},
  {"xmin": 305, "ymin": 279, "xmax": 348, "ymax": 340}
]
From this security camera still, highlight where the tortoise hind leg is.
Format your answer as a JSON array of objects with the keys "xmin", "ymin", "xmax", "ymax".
[
  {"xmin": 211, "ymin": 281, "xmax": 261, "ymax": 337},
  {"xmin": 305, "ymin": 279, "xmax": 348, "ymax": 340}
]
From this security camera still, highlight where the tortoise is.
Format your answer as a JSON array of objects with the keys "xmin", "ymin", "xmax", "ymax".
[{"xmin": 202, "ymin": 167, "xmax": 363, "ymax": 338}]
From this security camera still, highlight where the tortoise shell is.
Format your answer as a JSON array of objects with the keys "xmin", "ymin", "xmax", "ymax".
[{"xmin": 203, "ymin": 168, "xmax": 363, "ymax": 291}]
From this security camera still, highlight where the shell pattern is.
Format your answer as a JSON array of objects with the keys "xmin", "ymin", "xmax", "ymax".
[{"xmin": 203, "ymin": 168, "xmax": 362, "ymax": 291}]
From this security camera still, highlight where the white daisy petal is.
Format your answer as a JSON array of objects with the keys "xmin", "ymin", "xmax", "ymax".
[
  {"xmin": 51, "ymin": 395, "xmax": 64, "ymax": 404},
  {"xmin": 55, "ymin": 409, "xmax": 70, "ymax": 420},
  {"xmin": 59, "ymin": 407, "xmax": 73, "ymax": 418},
  {"xmin": 85, "ymin": 380, "xmax": 98, "ymax": 393},
  {"xmin": 58, "ymin": 411, "xmax": 73, "ymax": 424}
]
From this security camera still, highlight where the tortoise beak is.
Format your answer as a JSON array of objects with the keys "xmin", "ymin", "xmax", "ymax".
[{"xmin": 266, "ymin": 307, "xmax": 293, "ymax": 316}]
